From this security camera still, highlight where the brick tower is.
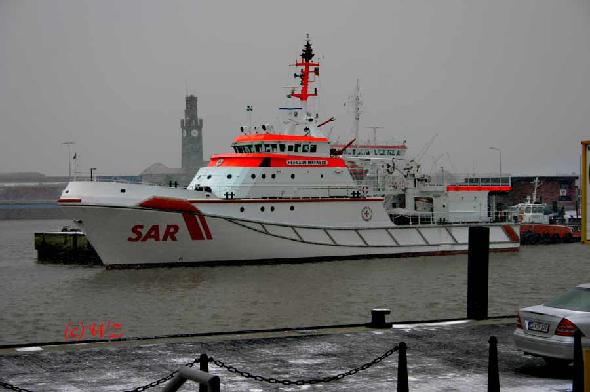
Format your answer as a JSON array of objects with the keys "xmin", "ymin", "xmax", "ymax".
[{"xmin": 180, "ymin": 95, "xmax": 204, "ymax": 173}]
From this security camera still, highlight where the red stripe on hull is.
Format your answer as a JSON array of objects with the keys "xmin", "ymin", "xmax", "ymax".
[
  {"xmin": 58, "ymin": 198, "xmax": 82, "ymax": 203},
  {"xmin": 208, "ymin": 153, "xmax": 346, "ymax": 168},
  {"xmin": 197, "ymin": 214, "xmax": 212, "ymax": 240},
  {"xmin": 182, "ymin": 213, "xmax": 205, "ymax": 240},
  {"xmin": 502, "ymin": 224, "xmax": 520, "ymax": 242},
  {"xmin": 139, "ymin": 197, "xmax": 198, "ymax": 213}
]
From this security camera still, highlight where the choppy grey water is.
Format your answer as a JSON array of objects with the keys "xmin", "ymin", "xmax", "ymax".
[{"xmin": 1, "ymin": 219, "xmax": 589, "ymax": 346}]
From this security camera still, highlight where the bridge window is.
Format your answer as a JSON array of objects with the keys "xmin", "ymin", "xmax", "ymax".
[
  {"xmin": 294, "ymin": 144, "xmax": 301, "ymax": 152},
  {"xmin": 302, "ymin": 144, "xmax": 310, "ymax": 153},
  {"xmin": 264, "ymin": 144, "xmax": 272, "ymax": 152},
  {"xmin": 310, "ymin": 145, "xmax": 317, "ymax": 153},
  {"xmin": 255, "ymin": 144, "xmax": 262, "ymax": 152},
  {"xmin": 279, "ymin": 144, "xmax": 286, "ymax": 152},
  {"xmin": 287, "ymin": 144, "xmax": 294, "ymax": 152}
]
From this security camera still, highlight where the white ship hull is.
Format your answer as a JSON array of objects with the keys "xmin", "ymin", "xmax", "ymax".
[{"xmin": 60, "ymin": 182, "xmax": 519, "ymax": 268}]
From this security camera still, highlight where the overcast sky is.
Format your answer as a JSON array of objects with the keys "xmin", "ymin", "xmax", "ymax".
[{"xmin": 1, "ymin": 0, "xmax": 589, "ymax": 177}]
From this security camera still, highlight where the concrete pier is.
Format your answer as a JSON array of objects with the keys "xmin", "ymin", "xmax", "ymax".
[
  {"xmin": 0, "ymin": 318, "xmax": 576, "ymax": 391},
  {"xmin": 34, "ymin": 230, "xmax": 101, "ymax": 265}
]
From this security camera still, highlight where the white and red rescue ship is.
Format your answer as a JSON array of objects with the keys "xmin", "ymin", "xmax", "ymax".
[{"xmin": 59, "ymin": 37, "xmax": 520, "ymax": 267}]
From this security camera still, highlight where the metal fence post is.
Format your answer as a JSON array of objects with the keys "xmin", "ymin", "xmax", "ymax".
[
  {"xmin": 573, "ymin": 330, "xmax": 584, "ymax": 392},
  {"xmin": 488, "ymin": 336, "xmax": 500, "ymax": 392},
  {"xmin": 467, "ymin": 226, "xmax": 489, "ymax": 320},
  {"xmin": 200, "ymin": 353, "xmax": 209, "ymax": 392},
  {"xmin": 397, "ymin": 342, "xmax": 408, "ymax": 392}
]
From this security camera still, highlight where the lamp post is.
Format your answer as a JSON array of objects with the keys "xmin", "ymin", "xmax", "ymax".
[
  {"xmin": 62, "ymin": 141, "xmax": 75, "ymax": 179},
  {"xmin": 90, "ymin": 167, "xmax": 97, "ymax": 181},
  {"xmin": 489, "ymin": 147, "xmax": 502, "ymax": 183}
]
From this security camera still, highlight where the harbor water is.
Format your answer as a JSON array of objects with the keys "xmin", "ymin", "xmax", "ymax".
[{"xmin": 1, "ymin": 219, "xmax": 589, "ymax": 346}]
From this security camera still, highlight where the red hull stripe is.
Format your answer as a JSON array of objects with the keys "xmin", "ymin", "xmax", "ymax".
[
  {"xmin": 502, "ymin": 225, "xmax": 520, "ymax": 242},
  {"xmin": 209, "ymin": 153, "xmax": 346, "ymax": 168},
  {"xmin": 234, "ymin": 134, "xmax": 328, "ymax": 143},
  {"xmin": 446, "ymin": 185, "xmax": 512, "ymax": 192},
  {"xmin": 182, "ymin": 213, "xmax": 204, "ymax": 240},
  {"xmin": 197, "ymin": 215, "xmax": 212, "ymax": 240},
  {"xmin": 139, "ymin": 197, "xmax": 198, "ymax": 213},
  {"xmin": 57, "ymin": 198, "xmax": 82, "ymax": 203}
]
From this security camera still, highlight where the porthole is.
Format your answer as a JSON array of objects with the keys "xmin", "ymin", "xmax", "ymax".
[
  {"xmin": 270, "ymin": 206, "xmax": 275, "ymax": 212},
  {"xmin": 290, "ymin": 206, "xmax": 294, "ymax": 211},
  {"xmin": 227, "ymin": 174, "xmax": 232, "ymax": 179},
  {"xmin": 320, "ymin": 174, "xmax": 324, "ymax": 178},
  {"xmin": 290, "ymin": 174, "xmax": 295, "ymax": 179},
  {"xmin": 240, "ymin": 207, "xmax": 245, "ymax": 212},
  {"xmin": 207, "ymin": 175, "xmax": 212, "ymax": 179},
  {"xmin": 262, "ymin": 174, "xmax": 266, "ymax": 179},
  {"xmin": 120, "ymin": 188, "xmax": 126, "ymax": 193},
  {"xmin": 271, "ymin": 173, "xmax": 276, "ymax": 179},
  {"xmin": 251, "ymin": 174, "xmax": 256, "ymax": 179},
  {"xmin": 260, "ymin": 206, "xmax": 265, "ymax": 212}
]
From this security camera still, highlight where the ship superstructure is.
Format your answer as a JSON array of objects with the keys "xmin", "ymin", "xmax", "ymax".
[{"xmin": 58, "ymin": 37, "xmax": 520, "ymax": 267}]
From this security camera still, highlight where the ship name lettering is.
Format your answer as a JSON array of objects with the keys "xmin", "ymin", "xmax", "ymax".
[{"xmin": 127, "ymin": 224, "xmax": 180, "ymax": 242}]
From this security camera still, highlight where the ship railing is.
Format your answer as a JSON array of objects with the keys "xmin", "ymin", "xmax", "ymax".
[{"xmin": 390, "ymin": 210, "xmax": 515, "ymax": 226}]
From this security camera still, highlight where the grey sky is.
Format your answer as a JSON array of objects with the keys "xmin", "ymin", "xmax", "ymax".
[{"xmin": 1, "ymin": 0, "xmax": 589, "ymax": 177}]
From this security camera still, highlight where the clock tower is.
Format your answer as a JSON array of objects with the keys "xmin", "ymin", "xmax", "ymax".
[{"xmin": 180, "ymin": 95, "xmax": 204, "ymax": 173}]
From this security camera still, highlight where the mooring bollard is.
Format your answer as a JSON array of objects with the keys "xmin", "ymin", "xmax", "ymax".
[
  {"xmin": 488, "ymin": 336, "xmax": 500, "ymax": 392},
  {"xmin": 199, "ymin": 353, "xmax": 209, "ymax": 392},
  {"xmin": 369, "ymin": 308, "xmax": 392, "ymax": 328},
  {"xmin": 467, "ymin": 226, "xmax": 490, "ymax": 320},
  {"xmin": 397, "ymin": 341, "xmax": 408, "ymax": 392},
  {"xmin": 573, "ymin": 330, "xmax": 584, "ymax": 392}
]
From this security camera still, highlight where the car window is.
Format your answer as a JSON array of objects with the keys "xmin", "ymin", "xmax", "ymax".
[{"xmin": 545, "ymin": 288, "xmax": 590, "ymax": 311}]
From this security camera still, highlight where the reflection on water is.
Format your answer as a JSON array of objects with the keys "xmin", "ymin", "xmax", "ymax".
[{"xmin": 1, "ymin": 219, "xmax": 589, "ymax": 345}]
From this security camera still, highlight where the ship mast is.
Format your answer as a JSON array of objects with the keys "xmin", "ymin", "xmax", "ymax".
[
  {"xmin": 290, "ymin": 34, "xmax": 320, "ymax": 118},
  {"xmin": 345, "ymin": 79, "xmax": 363, "ymax": 140}
]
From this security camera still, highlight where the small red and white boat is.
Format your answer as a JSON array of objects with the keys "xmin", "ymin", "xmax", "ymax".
[{"xmin": 58, "ymin": 37, "xmax": 520, "ymax": 267}]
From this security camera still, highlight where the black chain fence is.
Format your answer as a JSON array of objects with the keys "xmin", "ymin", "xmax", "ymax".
[
  {"xmin": 209, "ymin": 344, "xmax": 399, "ymax": 386},
  {"xmin": 0, "ymin": 344, "xmax": 400, "ymax": 391}
]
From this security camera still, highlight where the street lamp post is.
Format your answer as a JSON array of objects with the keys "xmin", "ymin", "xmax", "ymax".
[
  {"xmin": 489, "ymin": 147, "xmax": 502, "ymax": 183},
  {"xmin": 90, "ymin": 168, "xmax": 97, "ymax": 181},
  {"xmin": 62, "ymin": 141, "xmax": 75, "ymax": 179}
]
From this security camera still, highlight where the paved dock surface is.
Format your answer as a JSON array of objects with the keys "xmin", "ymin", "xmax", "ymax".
[{"xmin": 0, "ymin": 318, "xmax": 576, "ymax": 391}]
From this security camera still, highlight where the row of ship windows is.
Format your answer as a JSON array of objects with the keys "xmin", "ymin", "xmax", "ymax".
[
  {"xmin": 233, "ymin": 143, "xmax": 318, "ymax": 154},
  {"xmin": 351, "ymin": 149, "xmax": 402, "ymax": 156},
  {"xmin": 240, "ymin": 205, "xmax": 296, "ymax": 213},
  {"xmin": 200, "ymin": 173, "xmax": 324, "ymax": 180}
]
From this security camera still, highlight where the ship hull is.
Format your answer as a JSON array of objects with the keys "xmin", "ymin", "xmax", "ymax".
[{"xmin": 61, "ymin": 203, "xmax": 520, "ymax": 267}]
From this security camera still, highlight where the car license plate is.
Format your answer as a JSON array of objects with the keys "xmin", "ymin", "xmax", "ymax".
[{"xmin": 526, "ymin": 320, "xmax": 550, "ymax": 333}]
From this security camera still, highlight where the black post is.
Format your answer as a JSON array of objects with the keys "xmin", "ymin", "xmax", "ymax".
[
  {"xmin": 397, "ymin": 342, "xmax": 408, "ymax": 392},
  {"xmin": 199, "ymin": 353, "xmax": 209, "ymax": 392},
  {"xmin": 467, "ymin": 226, "xmax": 490, "ymax": 320},
  {"xmin": 488, "ymin": 336, "xmax": 500, "ymax": 392},
  {"xmin": 573, "ymin": 330, "xmax": 584, "ymax": 392}
]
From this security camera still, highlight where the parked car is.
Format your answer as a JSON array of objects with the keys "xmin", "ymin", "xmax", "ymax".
[{"xmin": 514, "ymin": 283, "xmax": 590, "ymax": 365}]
